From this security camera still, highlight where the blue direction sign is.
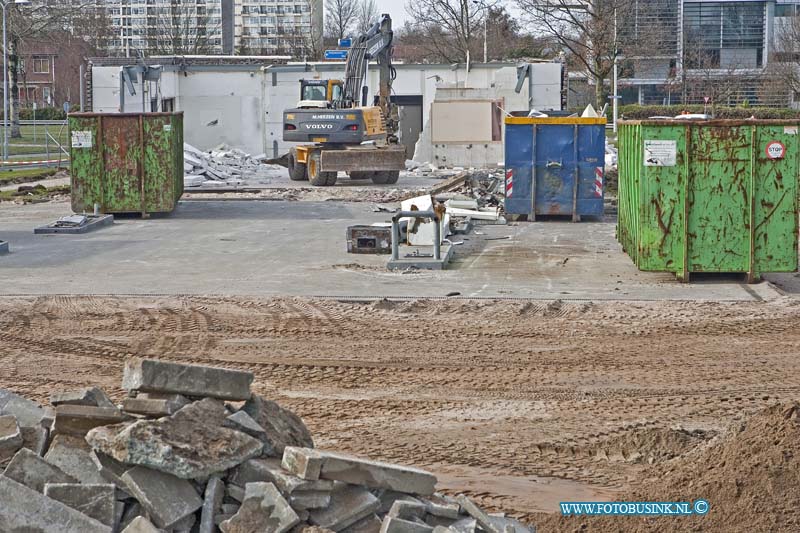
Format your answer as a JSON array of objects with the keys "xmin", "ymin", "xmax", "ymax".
[
  {"xmin": 325, "ymin": 50, "xmax": 349, "ymax": 60},
  {"xmin": 338, "ymin": 38, "xmax": 352, "ymax": 47}
]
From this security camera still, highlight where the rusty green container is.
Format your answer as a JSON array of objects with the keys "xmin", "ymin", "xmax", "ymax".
[
  {"xmin": 618, "ymin": 119, "xmax": 798, "ymax": 282},
  {"xmin": 69, "ymin": 112, "xmax": 184, "ymax": 215}
]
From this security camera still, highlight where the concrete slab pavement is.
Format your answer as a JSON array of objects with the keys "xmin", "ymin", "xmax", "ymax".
[{"xmin": 0, "ymin": 198, "xmax": 784, "ymax": 301}]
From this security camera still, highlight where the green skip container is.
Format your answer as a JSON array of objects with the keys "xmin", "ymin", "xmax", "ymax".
[
  {"xmin": 618, "ymin": 119, "xmax": 799, "ymax": 282},
  {"xmin": 69, "ymin": 112, "xmax": 184, "ymax": 215}
]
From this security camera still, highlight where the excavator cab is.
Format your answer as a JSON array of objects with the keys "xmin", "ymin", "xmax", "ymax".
[{"xmin": 298, "ymin": 80, "xmax": 344, "ymax": 108}]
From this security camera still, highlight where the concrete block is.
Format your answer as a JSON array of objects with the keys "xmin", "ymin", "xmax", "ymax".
[
  {"xmin": 425, "ymin": 499, "xmax": 461, "ymax": 520},
  {"xmin": 87, "ymin": 398, "xmax": 262, "ymax": 479},
  {"xmin": 50, "ymin": 387, "xmax": 116, "ymax": 409},
  {"xmin": 20, "ymin": 424, "xmax": 48, "ymax": 455},
  {"xmin": 122, "ymin": 358, "xmax": 253, "ymax": 401},
  {"xmin": 172, "ymin": 511, "xmax": 197, "ymax": 531},
  {"xmin": 0, "ymin": 388, "xmax": 45, "ymax": 428},
  {"xmin": 45, "ymin": 434, "xmax": 107, "ymax": 485},
  {"xmin": 121, "ymin": 466, "xmax": 202, "ymax": 529},
  {"xmin": 224, "ymin": 410, "xmax": 267, "ymax": 439},
  {"xmin": 282, "ymin": 446, "xmax": 324, "ymax": 480},
  {"xmin": 44, "ymin": 482, "xmax": 117, "ymax": 526},
  {"xmin": 220, "ymin": 482, "xmax": 299, "ymax": 533},
  {"xmin": 376, "ymin": 490, "xmax": 424, "ymax": 514},
  {"xmin": 455, "ymin": 496, "xmax": 501, "ymax": 533},
  {"xmin": 0, "ymin": 414, "xmax": 23, "ymax": 460},
  {"xmin": 381, "ymin": 516, "xmax": 434, "ymax": 533},
  {"xmin": 283, "ymin": 448, "xmax": 437, "ymax": 495},
  {"xmin": 199, "ymin": 475, "xmax": 225, "ymax": 533},
  {"xmin": 226, "ymin": 482, "xmax": 245, "ymax": 502},
  {"xmin": 289, "ymin": 490, "xmax": 332, "ymax": 510},
  {"xmin": 241, "ymin": 396, "xmax": 314, "ymax": 457},
  {"xmin": 448, "ymin": 518, "xmax": 476, "ymax": 533},
  {"xmin": 52, "ymin": 404, "xmax": 130, "ymax": 436},
  {"xmin": 389, "ymin": 500, "xmax": 428, "ymax": 520},
  {"xmin": 215, "ymin": 513, "xmax": 236, "ymax": 525},
  {"xmin": 121, "ymin": 516, "xmax": 163, "ymax": 533},
  {"xmin": 121, "ymin": 395, "xmax": 190, "ymax": 417},
  {"xmin": 308, "ymin": 485, "xmax": 381, "ymax": 532},
  {"xmin": 342, "ymin": 514, "xmax": 383, "ymax": 533},
  {"xmin": 3, "ymin": 447, "xmax": 78, "ymax": 492},
  {"xmin": 90, "ymin": 450, "xmax": 130, "ymax": 491},
  {"xmin": 230, "ymin": 458, "xmax": 334, "ymax": 494},
  {"xmin": 0, "ymin": 474, "xmax": 111, "ymax": 532}
]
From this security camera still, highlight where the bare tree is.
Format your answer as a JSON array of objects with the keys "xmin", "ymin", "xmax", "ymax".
[
  {"xmin": 6, "ymin": 0, "xmax": 97, "ymax": 137},
  {"xmin": 140, "ymin": 1, "xmax": 218, "ymax": 55},
  {"xmin": 355, "ymin": 0, "xmax": 379, "ymax": 34},
  {"xmin": 515, "ymin": 0, "xmax": 633, "ymax": 109},
  {"xmin": 405, "ymin": 0, "xmax": 498, "ymax": 63},
  {"xmin": 325, "ymin": 0, "xmax": 359, "ymax": 41},
  {"xmin": 760, "ymin": 12, "xmax": 800, "ymax": 106}
]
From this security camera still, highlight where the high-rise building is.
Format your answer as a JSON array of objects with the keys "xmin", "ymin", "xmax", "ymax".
[
  {"xmin": 619, "ymin": 0, "xmax": 800, "ymax": 106},
  {"xmin": 103, "ymin": 0, "xmax": 322, "ymax": 58}
]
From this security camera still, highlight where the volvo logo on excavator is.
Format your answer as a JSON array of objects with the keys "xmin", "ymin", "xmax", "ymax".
[{"xmin": 304, "ymin": 124, "xmax": 335, "ymax": 130}]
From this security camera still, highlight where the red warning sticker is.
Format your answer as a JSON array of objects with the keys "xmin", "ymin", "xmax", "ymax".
[{"xmin": 766, "ymin": 141, "xmax": 786, "ymax": 160}]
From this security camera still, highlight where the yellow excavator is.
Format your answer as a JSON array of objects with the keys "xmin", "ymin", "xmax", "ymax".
[{"xmin": 282, "ymin": 14, "xmax": 405, "ymax": 186}]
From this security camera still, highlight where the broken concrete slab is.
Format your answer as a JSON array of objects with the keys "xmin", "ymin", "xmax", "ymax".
[
  {"xmin": 456, "ymin": 496, "xmax": 501, "ymax": 533},
  {"xmin": 20, "ymin": 424, "xmax": 48, "ymax": 455},
  {"xmin": 121, "ymin": 395, "xmax": 190, "ymax": 417},
  {"xmin": 224, "ymin": 410, "xmax": 267, "ymax": 439},
  {"xmin": 0, "ymin": 474, "xmax": 112, "ymax": 532},
  {"xmin": 121, "ymin": 466, "xmax": 202, "ymax": 530},
  {"xmin": 219, "ymin": 482, "xmax": 299, "ymax": 533},
  {"xmin": 0, "ymin": 414, "xmax": 23, "ymax": 460},
  {"xmin": 3, "ymin": 447, "xmax": 78, "ymax": 492},
  {"xmin": 0, "ymin": 388, "xmax": 45, "ymax": 428},
  {"xmin": 241, "ymin": 395, "xmax": 314, "ymax": 457},
  {"xmin": 424, "ymin": 499, "xmax": 461, "ymax": 520},
  {"xmin": 172, "ymin": 511, "xmax": 197, "ymax": 532},
  {"xmin": 122, "ymin": 358, "xmax": 253, "ymax": 401},
  {"xmin": 448, "ymin": 518, "xmax": 477, "ymax": 533},
  {"xmin": 50, "ymin": 387, "xmax": 116, "ymax": 409},
  {"xmin": 45, "ymin": 434, "xmax": 107, "ymax": 485},
  {"xmin": 200, "ymin": 475, "xmax": 225, "ymax": 533},
  {"xmin": 376, "ymin": 490, "xmax": 424, "ymax": 514},
  {"xmin": 44, "ymin": 482, "xmax": 117, "ymax": 527},
  {"xmin": 282, "ymin": 448, "xmax": 437, "ymax": 495},
  {"xmin": 52, "ymin": 404, "xmax": 130, "ymax": 436},
  {"xmin": 342, "ymin": 514, "xmax": 383, "ymax": 533},
  {"xmin": 289, "ymin": 490, "xmax": 332, "ymax": 510},
  {"xmin": 118, "ymin": 501, "xmax": 145, "ymax": 531},
  {"xmin": 121, "ymin": 516, "xmax": 163, "ymax": 533},
  {"xmin": 380, "ymin": 516, "xmax": 434, "ymax": 533},
  {"xmin": 388, "ymin": 500, "xmax": 428, "ymax": 520},
  {"xmin": 90, "ymin": 449, "xmax": 130, "ymax": 491},
  {"xmin": 282, "ymin": 446, "xmax": 324, "ymax": 480},
  {"xmin": 227, "ymin": 483, "xmax": 245, "ymax": 502},
  {"xmin": 308, "ymin": 484, "xmax": 381, "ymax": 532},
  {"xmin": 230, "ymin": 458, "xmax": 334, "ymax": 494},
  {"xmin": 86, "ymin": 399, "xmax": 263, "ymax": 479}
]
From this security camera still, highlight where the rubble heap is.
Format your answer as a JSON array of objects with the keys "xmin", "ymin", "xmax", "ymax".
[
  {"xmin": 0, "ymin": 358, "xmax": 535, "ymax": 533},
  {"xmin": 184, "ymin": 143, "xmax": 281, "ymax": 188}
]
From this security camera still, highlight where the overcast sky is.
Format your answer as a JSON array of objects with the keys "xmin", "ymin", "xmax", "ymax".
[{"xmin": 375, "ymin": 0, "xmax": 410, "ymax": 27}]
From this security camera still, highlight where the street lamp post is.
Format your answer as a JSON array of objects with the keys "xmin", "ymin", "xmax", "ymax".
[
  {"xmin": 613, "ymin": 6, "xmax": 619, "ymax": 133},
  {"xmin": 2, "ymin": 0, "xmax": 30, "ymax": 167},
  {"xmin": 472, "ymin": 0, "xmax": 489, "ymax": 63}
]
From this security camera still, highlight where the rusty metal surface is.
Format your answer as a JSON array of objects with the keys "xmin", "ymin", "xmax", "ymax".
[
  {"xmin": 618, "ymin": 121, "xmax": 799, "ymax": 282},
  {"xmin": 69, "ymin": 112, "xmax": 183, "ymax": 215},
  {"xmin": 320, "ymin": 145, "xmax": 406, "ymax": 172}
]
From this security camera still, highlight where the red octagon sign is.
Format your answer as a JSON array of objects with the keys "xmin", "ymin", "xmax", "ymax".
[{"xmin": 766, "ymin": 141, "xmax": 786, "ymax": 160}]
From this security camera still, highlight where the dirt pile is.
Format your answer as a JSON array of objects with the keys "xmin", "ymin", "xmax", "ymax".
[{"xmin": 539, "ymin": 403, "xmax": 800, "ymax": 532}]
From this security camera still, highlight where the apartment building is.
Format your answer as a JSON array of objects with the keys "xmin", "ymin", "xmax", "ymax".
[
  {"xmin": 619, "ymin": 0, "xmax": 800, "ymax": 106},
  {"xmin": 104, "ymin": 0, "xmax": 322, "ymax": 57}
]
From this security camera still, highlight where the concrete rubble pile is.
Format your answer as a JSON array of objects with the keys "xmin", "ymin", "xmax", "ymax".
[
  {"xmin": 184, "ymin": 143, "xmax": 280, "ymax": 189},
  {"xmin": 0, "ymin": 358, "xmax": 535, "ymax": 533}
]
